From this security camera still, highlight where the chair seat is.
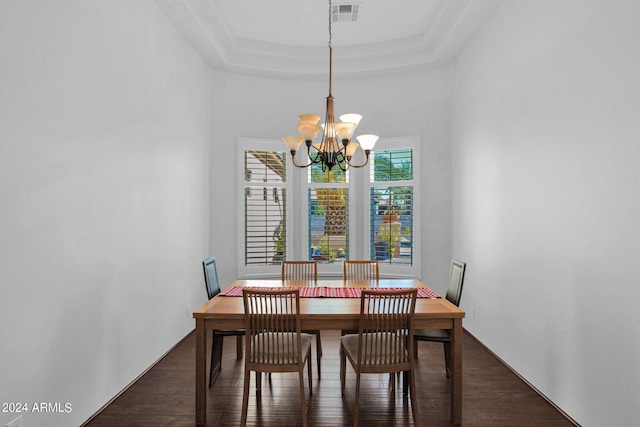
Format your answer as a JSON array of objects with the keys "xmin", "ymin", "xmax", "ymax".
[
  {"xmin": 341, "ymin": 332, "xmax": 408, "ymax": 365},
  {"xmin": 414, "ymin": 328, "xmax": 451, "ymax": 341},
  {"xmin": 250, "ymin": 332, "xmax": 313, "ymax": 364}
]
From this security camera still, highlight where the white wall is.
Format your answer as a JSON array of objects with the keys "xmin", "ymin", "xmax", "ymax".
[
  {"xmin": 208, "ymin": 69, "xmax": 454, "ymax": 294},
  {"xmin": 0, "ymin": 1, "xmax": 212, "ymax": 426},
  {"xmin": 451, "ymin": 1, "xmax": 640, "ymax": 425}
]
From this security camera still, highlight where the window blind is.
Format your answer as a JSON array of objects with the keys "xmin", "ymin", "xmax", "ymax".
[
  {"xmin": 369, "ymin": 148, "xmax": 414, "ymax": 265},
  {"xmin": 244, "ymin": 150, "xmax": 287, "ymax": 266},
  {"xmin": 308, "ymin": 186, "xmax": 349, "ymax": 262}
]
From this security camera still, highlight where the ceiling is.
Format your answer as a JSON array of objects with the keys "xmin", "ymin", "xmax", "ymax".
[{"xmin": 155, "ymin": 0, "xmax": 502, "ymax": 80}]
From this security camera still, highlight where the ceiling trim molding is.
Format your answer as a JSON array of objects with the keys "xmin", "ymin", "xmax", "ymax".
[{"xmin": 155, "ymin": 0, "xmax": 502, "ymax": 80}]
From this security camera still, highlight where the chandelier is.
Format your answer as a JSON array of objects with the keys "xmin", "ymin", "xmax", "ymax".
[{"xmin": 283, "ymin": 0, "xmax": 378, "ymax": 172}]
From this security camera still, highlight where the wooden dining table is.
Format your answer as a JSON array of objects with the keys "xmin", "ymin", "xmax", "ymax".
[{"xmin": 193, "ymin": 278, "xmax": 465, "ymax": 426}]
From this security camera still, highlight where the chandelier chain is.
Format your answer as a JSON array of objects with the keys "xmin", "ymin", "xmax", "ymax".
[
  {"xmin": 328, "ymin": 0, "xmax": 332, "ymax": 50},
  {"xmin": 328, "ymin": 0, "xmax": 333, "ymax": 96}
]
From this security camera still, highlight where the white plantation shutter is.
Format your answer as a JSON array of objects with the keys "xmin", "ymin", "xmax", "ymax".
[
  {"xmin": 307, "ymin": 165, "xmax": 349, "ymax": 263},
  {"xmin": 308, "ymin": 185, "xmax": 349, "ymax": 262},
  {"xmin": 243, "ymin": 149, "xmax": 287, "ymax": 266},
  {"xmin": 368, "ymin": 143, "xmax": 418, "ymax": 274}
]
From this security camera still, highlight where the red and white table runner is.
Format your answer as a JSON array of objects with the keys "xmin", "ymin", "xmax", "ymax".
[{"xmin": 220, "ymin": 285, "xmax": 440, "ymax": 299}]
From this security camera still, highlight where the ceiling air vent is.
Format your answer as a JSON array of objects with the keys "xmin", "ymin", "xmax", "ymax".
[{"xmin": 332, "ymin": 3, "xmax": 359, "ymax": 22}]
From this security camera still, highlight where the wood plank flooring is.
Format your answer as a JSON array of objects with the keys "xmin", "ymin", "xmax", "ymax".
[{"xmin": 84, "ymin": 330, "xmax": 577, "ymax": 426}]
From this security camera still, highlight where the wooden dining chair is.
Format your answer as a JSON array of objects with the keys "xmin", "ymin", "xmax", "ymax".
[
  {"xmin": 341, "ymin": 260, "xmax": 380, "ymax": 338},
  {"xmin": 241, "ymin": 289, "xmax": 313, "ymax": 427},
  {"xmin": 414, "ymin": 258, "xmax": 466, "ymax": 378},
  {"xmin": 281, "ymin": 261, "xmax": 323, "ymax": 378},
  {"xmin": 343, "ymin": 260, "xmax": 379, "ymax": 280},
  {"xmin": 202, "ymin": 256, "xmax": 244, "ymax": 387},
  {"xmin": 282, "ymin": 260, "xmax": 318, "ymax": 280},
  {"xmin": 340, "ymin": 289, "xmax": 419, "ymax": 427}
]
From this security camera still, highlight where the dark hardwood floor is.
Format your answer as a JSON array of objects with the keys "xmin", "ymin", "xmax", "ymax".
[{"xmin": 84, "ymin": 330, "xmax": 577, "ymax": 426}]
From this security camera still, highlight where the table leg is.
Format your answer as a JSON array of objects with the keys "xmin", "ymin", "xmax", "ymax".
[
  {"xmin": 196, "ymin": 318, "xmax": 206, "ymax": 427},
  {"xmin": 451, "ymin": 318, "xmax": 463, "ymax": 425}
]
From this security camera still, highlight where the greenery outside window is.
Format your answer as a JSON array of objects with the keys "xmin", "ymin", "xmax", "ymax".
[{"xmin": 308, "ymin": 166, "xmax": 349, "ymax": 263}]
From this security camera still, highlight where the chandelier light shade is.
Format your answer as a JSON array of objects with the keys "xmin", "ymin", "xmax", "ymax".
[{"xmin": 283, "ymin": 0, "xmax": 378, "ymax": 172}]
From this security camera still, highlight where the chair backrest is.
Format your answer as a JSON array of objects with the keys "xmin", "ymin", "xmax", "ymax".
[
  {"xmin": 203, "ymin": 256, "xmax": 221, "ymax": 300},
  {"xmin": 445, "ymin": 258, "xmax": 466, "ymax": 306},
  {"xmin": 343, "ymin": 260, "xmax": 379, "ymax": 280},
  {"xmin": 357, "ymin": 289, "xmax": 417, "ymax": 366},
  {"xmin": 282, "ymin": 261, "xmax": 318, "ymax": 281},
  {"xmin": 242, "ymin": 289, "xmax": 304, "ymax": 366}
]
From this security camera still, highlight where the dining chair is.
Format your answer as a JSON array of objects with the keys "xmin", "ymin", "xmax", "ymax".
[
  {"xmin": 341, "ymin": 260, "xmax": 381, "ymax": 340},
  {"xmin": 281, "ymin": 261, "xmax": 323, "ymax": 378},
  {"xmin": 203, "ymin": 256, "xmax": 244, "ymax": 387},
  {"xmin": 343, "ymin": 260, "xmax": 379, "ymax": 280},
  {"xmin": 282, "ymin": 260, "xmax": 318, "ymax": 280},
  {"xmin": 241, "ymin": 288, "xmax": 313, "ymax": 427},
  {"xmin": 340, "ymin": 289, "xmax": 419, "ymax": 427},
  {"xmin": 413, "ymin": 258, "xmax": 466, "ymax": 378}
]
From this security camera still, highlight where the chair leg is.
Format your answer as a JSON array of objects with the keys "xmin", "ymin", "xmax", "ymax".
[
  {"xmin": 340, "ymin": 346, "xmax": 346, "ymax": 397},
  {"xmin": 389, "ymin": 372, "xmax": 395, "ymax": 393},
  {"xmin": 353, "ymin": 372, "xmax": 361, "ymax": 427},
  {"xmin": 443, "ymin": 341, "xmax": 452, "ymax": 379},
  {"xmin": 236, "ymin": 335, "xmax": 243, "ymax": 359},
  {"xmin": 298, "ymin": 369, "xmax": 308, "ymax": 427},
  {"xmin": 209, "ymin": 335, "xmax": 215, "ymax": 387},
  {"xmin": 414, "ymin": 339, "xmax": 419, "ymax": 359},
  {"xmin": 240, "ymin": 367, "xmax": 251, "ymax": 427},
  {"xmin": 316, "ymin": 332, "xmax": 322, "ymax": 379},
  {"xmin": 307, "ymin": 348, "xmax": 313, "ymax": 394},
  {"xmin": 209, "ymin": 334, "xmax": 224, "ymax": 387},
  {"xmin": 408, "ymin": 369, "xmax": 420, "ymax": 426},
  {"xmin": 403, "ymin": 371, "xmax": 409, "ymax": 396}
]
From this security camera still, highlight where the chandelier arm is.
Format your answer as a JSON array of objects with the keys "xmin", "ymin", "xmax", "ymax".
[
  {"xmin": 307, "ymin": 145, "xmax": 323, "ymax": 164},
  {"xmin": 290, "ymin": 152, "xmax": 312, "ymax": 168},
  {"xmin": 335, "ymin": 161, "xmax": 349, "ymax": 172},
  {"xmin": 289, "ymin": 144, "xmax": 325, "ymax": 169},
  {"xmin": 345, "ymin": 151, "xmax": 372, "ymax": 168}
]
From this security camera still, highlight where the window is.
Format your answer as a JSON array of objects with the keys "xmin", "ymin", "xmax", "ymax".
[
  {"xmin": 238, "ymin": 136, "xmax": 419, "ymax": 278},
  {"xmin": 237, "ymin": 138, "xmax": 291, "ymax": 278},
  {"xmin": 369, "ymin": 149, "xmax": 414, "ymax": 264},
  {"xmin": 308, "ymin": 166, "xmax": 349, "ymax": 264},
  {"xmin": 364, "ymin": 137, "xmax": 419, "ymax": 278}
]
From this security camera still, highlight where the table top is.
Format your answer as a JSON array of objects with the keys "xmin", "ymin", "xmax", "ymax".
[{"xmin": 193, "ymin": 279, "xmax": 465, "ymax": 323}]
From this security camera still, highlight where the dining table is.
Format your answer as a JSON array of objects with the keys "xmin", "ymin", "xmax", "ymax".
[{"xmin": 193, "ymin": 278, "xmax": 465, "ymax": 426}]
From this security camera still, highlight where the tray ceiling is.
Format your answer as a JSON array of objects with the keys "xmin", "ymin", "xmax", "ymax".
[{"xmin": 155, "ymin": 0, "xmax": 502, "ymax": 79}]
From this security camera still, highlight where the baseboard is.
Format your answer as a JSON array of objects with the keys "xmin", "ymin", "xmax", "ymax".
[
  {"xmin": 80, "ymin": 329, "xmax": 195, "ymax": 426},
  {"xmin": 464, "ymin": 329, "xmax": 581, "ymax": 427}
]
